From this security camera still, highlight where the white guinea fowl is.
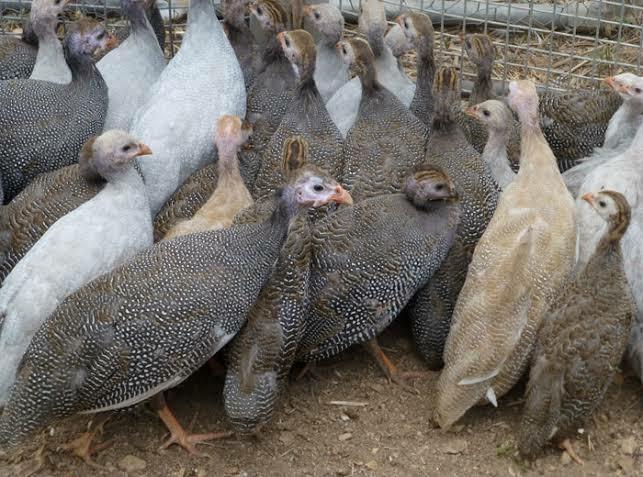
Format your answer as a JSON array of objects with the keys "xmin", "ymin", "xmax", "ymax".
[
  {"xmin": 326, "ymin": 0, "xmax": 415, "ymax": 137},
  {"xmin": 563, "ymin": 73, "xmax": 643, "ymax": 196},
  {"xmin": 130, "ymin": 0, "xmax": 246, "ymax": 215},
  {"xmin": 97, "ymin": 0, "xmax": 166, "ymax": 131},
  {"xmin": 0, "ymin": 130, "xmax": 154, "ymax": 406},
  {"xmin": 28, "ymin": 0, "xmax": 72, "ymax": 84},
  {"xmin": 576, "ymin": 122, "xmax": 643, "ymax": 382}
]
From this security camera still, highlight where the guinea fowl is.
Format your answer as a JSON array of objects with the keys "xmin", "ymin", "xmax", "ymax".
[
  {"xmin": 0, "ymin": 0, "xmax": 69, "ymax": 81},
  {"xmin": 406, "ymin": 67, "xmax": 498, "ymax": 370},
  {"xmin": 563, "ymin": 73, "xmax": 643, "ymax": 196},
  {"xmin": 164, "ymin": 115, "xmax": 253, "ymax": 239},
  {"xmin": 0, "ymin": 18, "xmax": 116, "ymax": 203},
  {"xmin": 28, "ymin": 0, "xmax": 72, "ymax": 84},
  {"xmin": 434, "ymin": 80, "xmax": 576, "ymax": 429},
  {"xmin": 337, "ymin": 38, "xmax": 428, "ymax": 202},
  {"xmin": 222, "ymin": 0, "xmax": 256, "ymax": 90},
  {"xmin": 519, "ymin": 190, "xmax": 634, "ymax": 465},
  {"xmin": 384, "ymin": 23, "xmax": 413, "ymax": 73},
  {"xmin": 326, "ymin": 0, "xmax": 415, "ymax": 137},
  {"xmin": 0, "ymin": 138, "xmax": 111, "ymax": 284},
  {"xmin": 465, "ymin": 99, "xmax": 517, "ymax": 190},
  {"xmin": 130, "ymin": 0, "xmax": 245, "ymax": 216},
  {"xmin": 397, "ymin": 11, "xmax": 435, "ymax": 126},
  {"xmin": 0, "ymin": 167, "xmax": 351, "ymax": 458},
  {"xmin": 114, "ymin": 0, "xmax": 166, "ymax": 50},
  {"xmin": 0, "ymin": 130, "xmax": 154, "ymax": 407},
  {"xmin": 302, "ymin": 3, "xmax": 348, "ymax": 103},
  {"xmin": 252, "ymin": 29, "xmax": 343, "ymax": 200},
  {"xmin": 575, "ymin": 122, "xmax": 643, "ymax": 383},
  {"xmin": 97, "ymin": 0, "xmax": 166, "ymax": 131},
  {"xmin": 223, "ymin": 164, "xmax": 459, "ymax": 434}
]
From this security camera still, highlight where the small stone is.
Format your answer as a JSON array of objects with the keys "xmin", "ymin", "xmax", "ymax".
[
  {"xmin": 443, "ymin": 439, "xmax": 468, "ymax": 455},
  {"xmin": 338, "ymin": 432, "xmax": 352, "ymax": 442},
  {"xmin": 118, "ymin": 455, "xmax": 147, "ymax": 473},
  {"xmin": 371, "ymin": 447, "xmax": 379, "ymax": 455},
  {"xmin": 619, "ymin": 436, "xmax": 637, "ymax": 455},
  {"xmin": 365, "ymin": 461, "xmax": 378, "ymax": 471},
  {"xmin": 560, "ymin": 451, "xmax": 572, "ymax": 466},
  {"xmin": 617, "ymin": 456, "xmax": 634, "ymax": 474},
  {"xmin": 340, "ymin": 413, "xmax": 350, "ymax": 422}
]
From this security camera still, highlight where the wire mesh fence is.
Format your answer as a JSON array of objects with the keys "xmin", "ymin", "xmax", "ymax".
[{"xmin": 1, "ymin": 0, "xmax": 641, "ymax": 92}]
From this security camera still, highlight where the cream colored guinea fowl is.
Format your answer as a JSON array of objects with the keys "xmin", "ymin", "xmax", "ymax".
[
  {"xmin": 434, "ymin": 80, "xmax": 576, "ymax": 429},
  {"xmin": 163, "ymin": 115, "xmax": 253, "ymax": 240}
]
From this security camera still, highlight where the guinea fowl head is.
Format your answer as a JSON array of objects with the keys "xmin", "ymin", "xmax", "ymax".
[
  {"xmin": 303, "ymin": 3, "xmax": 344, "ymax": 45},
  {"xmin": 403, "ymin": 165, "xmax": 458, "ymax": 209},
  {"xmin": 249, "ymin": 0, "xmax": 287, "ymax": 33},
  {"xmin": 397, "ymin": 12, "xmax": 434, "ymax": 49},
  {"xmin": 277, "ymin": 29, "xmax": 316, "ymax": 82},
  {"xmin": 581, "ymin": 190, "xmax": 631, "ymax": 243},
  {"xmin": 463, "ymin": 34, "xmax": 495, "ymax": 71},
  {"xmin": 282, "ymin": 136, "xmax": 309, "ymax": 176},
  {"xmin": 287, "ymin": 167, "xmax": 352, "ymax": 208},
  {"xmin": 507, "ymin": 80, "xmax": 539, "ymax": 130},
  {"xmin": 604, "ymin": 73, "xmax": 643, "ymax": 103},
  {"xmin": 466, "ymin": 99, "xmax": 513, "ymax": 131},
  {"xmin": 79, "ymin": 130, "xmax": 152, "ymax": 181},
  {"xmin": 384, "ymin": 24, "xmax": 413, "ymax": 58},
  {"xmin": 215, "ymin": 115, "xmax": 252, "ymax": 159},
  {"xmin": 64, "ymin": 18, "xmax": 119, "ymax": 66},
  {"xmin": 336, "ymin": 38, "xmax": 377, "ymax": 92}
]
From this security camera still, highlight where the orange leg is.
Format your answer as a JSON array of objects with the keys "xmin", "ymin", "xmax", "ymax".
[
  {"xmin": 151, "ymin": 393, "xmax": 232, "ymax": 456},
  {"xmin": 559, "ymin": 438, "xmax": 585, "ymax": 465},
  {"xmin": 363, "ymin": 338, "xmax": 428, "ymax": 393},
  {"xmin": 58, "ymin": 414, "xmax": 112, "ymax": 469}
]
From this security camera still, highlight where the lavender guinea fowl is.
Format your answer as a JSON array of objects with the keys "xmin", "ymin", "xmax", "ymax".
[
  {"xmin": 224, "ymin": 164, "xmax": 458, "ymax": 434},
  {"xmin": 0, "ymin": 0, "xmax": 70, "ymax": 81},
  {"xmin": 252, "ymin": 29, "xmax": 343, "ymax": 200},
  {"xmin": 98, "ymin": 0, "xmax": 166, "ymax": 131},
  {"xmin": 130, "ymin": 0, "xmax": 246, "ymax": 216},
  {"xmin": 0, "ymin": 130, "xmax": 154, "ymax": 407},
  {"xmin": 0, "ymin": 18, "xmax": 116, "ymax": 202},
  {"xmin": 28, "ymin": 0, "xmax": 73, "ymax": 84},
  {"xmin": 0, "ymin": 167, "xmax": 351, "ymax": 456},
  {"xmin": 336, "ymin": 38, "xmax": 428, "ymax": 202},
  {"xmin": 519, "ymin": 190, "xmax": 634, "ymax": 465},
  {"xmin": 406, "ymin": 67, "xmax": 498, "ymax": 370}
]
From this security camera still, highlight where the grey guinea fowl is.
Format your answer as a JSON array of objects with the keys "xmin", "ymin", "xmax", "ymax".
[
  {"xmin": 406, "ymin": 67, "xmax": 498, "ymax": 370},
  {"xmin": 0, "ymin": 138, "xmax": 108, "ymax": 284},
  {"xmin": 519, "ymin": 190, "xmax": 633, "ymax": 465},
  {"xmin": 396, "ymin": 11, "xmax": 435, "ymax": 127},
  {"xmin": 114, "ymin": 0, "xmax": 166, "ymax": 51},
  {"xmin": 0, "ymin": 0, "xmax": 69, "ymax": 81},
  {"xmin": 222, "ymin": 0, "xmax": 257, "ymax": 91},
  {"xmin": 0, "ymin": 18, "xmax": 115, "ymax": 202},
  {"xmin": 0, "ymin": 165, "xmax": 351, "ymax": 457},
  {"xmin": 252, "ymin": 29, "xmax": 343, "ymax": 200},
  {"xmin": 336, "ymin": 38, "xmax": 428, "ymax": 202},
  {"xmin": 224, "ymin": 164, "xmax": 459, "ymax": 434}
]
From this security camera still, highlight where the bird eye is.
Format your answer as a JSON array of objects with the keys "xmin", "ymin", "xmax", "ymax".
[
  {"xmin": 314, "ymin": 11, "xmax": 320, "ymax": 20},
  {"xmin": 404, "ymin": 20, "xmax": 409, "ymax": 29},
  {"xmin": 598, "ymin": 200, "xmax": 606, "ymax": 207},
  {"xmin": 483, "ymin": 109, "xmax": 490, "ymax": 117},
  {"xmin": 284, "ymin": 36, "xmax": 290, "ymax": 47},
  {"xmin": 313, "ymin": 184, "xmax": 324, "ymax": 192},
  {"xmin": 435, "ymin": 184, "xmax": 444, "ymax": 191},
  {"xmin": 96, "ymin": 32, "xmax": 105, "ymax": 41},
  {"xmin": 342, "ymin": 45, "xmax": 347, "ymax": 55},
  {"xmin": 256, "ymin": 6, "xmax": 263, "ymax": 15},
  {"xmin": 55, "ymin": 0, "xmax": 61, "ymax": 4},
  {"xmin": 122, "ymin": 145, "xmax": 131, "ymax": 152},
  {"xmin": 635, "ymin": 87, "xmax": 642, "ymax": 94}
]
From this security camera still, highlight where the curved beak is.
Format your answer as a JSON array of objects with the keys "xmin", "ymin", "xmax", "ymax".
[
  {"xmin": 581, "ymin": 192, "xmax": 594, "ymax": 206},
  {"xmin": 464, "ymin": 105, "xmax": 478, "ymax": 118},
  {"xmin": 330, "ymin": 185, "xmax": 353, "ymax": 205},
  {"xmin": 135, "ymin": 143, "xmax": 153, "ymax": 157},
  {"xmin": 603, "ymin": 76, "xmax": 615, "ymax": 88}
]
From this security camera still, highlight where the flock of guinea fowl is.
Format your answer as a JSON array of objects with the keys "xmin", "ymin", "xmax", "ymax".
[{"xmin": 0, "ymin": 0, "xmax": 641, "ymax": 469}]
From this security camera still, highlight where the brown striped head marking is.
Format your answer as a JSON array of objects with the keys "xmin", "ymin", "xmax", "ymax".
[
  {"xmin": 464, "ymin": 34, "xmax": 495, "ymax": 68},
  {"xmin": 249, "ymin": 0, "xmax": 287, "ymax": 32},
  {"xmin": 282, "ymin": 135, "xmax": 308, "ymax": 176}
]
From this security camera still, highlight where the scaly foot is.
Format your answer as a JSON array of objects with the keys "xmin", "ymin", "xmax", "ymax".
[{"xmin": 559, "ymin": 438, "xmax": 585, "ymax": 465}]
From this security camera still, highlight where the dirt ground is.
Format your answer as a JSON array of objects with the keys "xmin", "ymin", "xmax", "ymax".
[{"xmin": 0, "ymin": 319, "xmax": 641, "ymax": 477}]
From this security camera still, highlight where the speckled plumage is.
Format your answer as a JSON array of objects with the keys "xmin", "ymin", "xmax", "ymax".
[
  {"xmin": 0, "ymin": 165, "xmax": 348, "ymax": 448},
  {"xmin": 0, "ymin": 19, "xmax": 111, "ymax": 202},
  {"xmin": 337, "ymin": 38, "xmax": 428, "ymax": 202},
  {"xmin": 434, "ymin": 80, "xmax": 576, "ymax": 429},
  {"xmin": 407, "ymin": 68, "xmax": 498, "ymax": 370},
  {"xmin": 519, "ymin": 190, "xmax": 633, "ymax": 459},
  {"xmin": 0, "ymin": 34, "xmax": 37, "ymax": 81}
]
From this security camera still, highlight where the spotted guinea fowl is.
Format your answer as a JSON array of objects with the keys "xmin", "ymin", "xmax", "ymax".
[
  {"xmin": 221, "ymin": 0, "xmax": 256, "ymax": 91},
  {"xmin": 28, "ymin": 0, "xmax": 72, "ymax": 84},
  {"xmin": 164, "ymin": 116, "xmax": 253, "ymax": 239},
  {"xmin": 396, "ymin": 11, "xmax": 435, "ymax": 126},
  {"xmin": 252, "ymin": 29, "xmax": 343, "ymax": 200},
  {"xmin": 465, "ymin": 99, "xmax": 518, "ymax": 190},
  {"xmin": 114, "ymin": 0, "xmax": 166, "ymax": 50},
  {"xmin": 226, "ymin": 165, "xmax": 458, "ymax": 433},
  {"xmin": 0, "ymin": 167, "xmax": 351, "ymax": 457},
  {"xmin": 563, "ymin": 73, "xmax": 643, "ymax": 196},
  {"xmin": 337, "ymin": 38, "xmax": 428, "ymax": 202},
  {"xmin": 0, "ymin": 18, "xmax": 116, "ymax": 203},
  {"xmin": 97, "ymin": 0, "xmax": 166, "ymax": 131},
  {"xmin": 406, "ymin": 67, "xmax": 498, "ymax": 370},
  {"xmin": 434, "ymin": 80, "xmax": 576, "ymax": 429},
  {"xmin": 130, "ymin": 0, "xmax": 245, "ymax": 216},
  {"xmin": 0, "ymin": 130, "xmax": 153, "ymax": 407},
  {"xmin": 519, "ymin": 190, "xmax": 633, "ymax": 465},
  {"xmin": 0, "ymin": 0, "xmax": 69, "ymax": 81},
  {"xmin": 302, "ymin": 3, "xmax": 348, "ymax": 103},
  {"xmin": 0, "ymin": 138, "xmax": 112, "ymax": 284}
]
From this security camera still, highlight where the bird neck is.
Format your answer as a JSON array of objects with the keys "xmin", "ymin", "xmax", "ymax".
[
  {"xmin": 270, "ymin": 189, "xmax": 303, "ymax": 237},
  {"xmin": 625, "ymin": 123, "xmax": 643, "ymax": 157},
  {"xmin": 358, "ymin": 61, "xmax": 379, "ymax": 95},
  {"xmin": 216, "ymin": 146, "xmax": 243, "ymax": 181},
  {"xmin": 415, "ymin": 44, "xmax": 435, "ymax": 98},
  {"xmin": 263, "ymin": 34, "xmax": 286, "ymax": 64},
  {"xmin": 365, "ymin": 25, "xmax": 385, "ymax": 58},
  {"xmin": 484, "ymin": 126, "xmax": 514, "ymax": 183},
  {"xmin": 431, "ymin": 93, "xmax": 457, "ymax": 131},
  {"xmin": 123, "ymin": 0, "xmax": 150, "ymax": 32},
  {"xmin": 470, "ymin": 65, "xmax": 493, "ymax": 104},
  {"xmin": 64, "ymin": 45, "xmax": 97, "ymax": 81},
  {"xmin": 21, "ymin": 20, "xmax": 39, "ymax": 45},
  {"xmin": 223, "ymin": 0, "xmax": 248, "ymax": 32}
]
